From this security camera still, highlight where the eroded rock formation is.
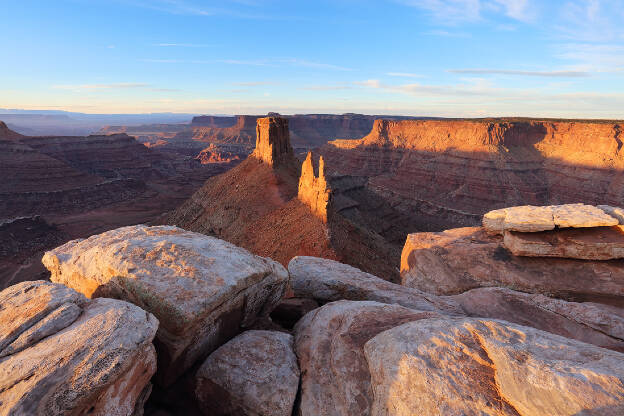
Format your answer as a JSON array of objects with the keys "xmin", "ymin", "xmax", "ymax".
[
  {"xmin": 0, "ymin": 280, "xmax": 158, "ymax": 415},
  {"xmin": 42, "ymin": 225, "xmax": 289, "ymax": 386},
  {"xmin": 252, "ymin": 117, "xmax": 292, "ymax": 167},
  {"xmin": 298, "ymin": 153, "xmax": 331, "ymax": 222},
  {"xmin": 320, "ymin": 119, "xmax": 624, "ymax": 230}
]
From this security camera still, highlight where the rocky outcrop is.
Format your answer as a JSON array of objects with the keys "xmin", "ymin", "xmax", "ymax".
[
  {"xmin": 294, "ymin": 300, "xmax": 442, "ymax": 416},
  {"xmin": 0, "ymin": 121, "xmax": 24, "ymax": 140},
  {"xmin": 400, "ymin": 226, "xmax": 624, "ymax": 305},
  {"xmin": 298, "ymin": 153, "xmax": 331, "ymax": 222},
  {"xmin": 288, "ymin": 256, "xmax": 462, "ymax": 314},
  {"xmin": 42, "ymin": 225, "xmax": 289, "ymax": 385},
  {"xmin": 195, "ymin": 330, "xmax": 299, "ymax": 416},
  {"xmin": 483, "ymin": 203, "xmax": 619, "ymax": 234},
  {"xmin": 0, "ymin": 280, "xmax": 158, "ymax": 416},
  {"xmin": 364, "ymin": 318, "xmax": 624, "ymax": 415},
  {"xmin": 452, "ymin": 287, "xmax": 624, "ymax": 352},
  {"xmin": 320, "ymin": 119, "xmax": 624, "ymax": 230},
  {"xmin": 195, "ymin": 143, "xmax": 243, "ymax": 164},
  {"xmin": 252, "ymin": 117, "xmax": 292, "ymax": 167}
]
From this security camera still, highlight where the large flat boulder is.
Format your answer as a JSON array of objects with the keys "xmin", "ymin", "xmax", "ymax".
[
  {"xmin": 364, "ymin": 318, "xmax": 624, "ymax": 416},
  {"xmin": 294, "ymin": 300, "xmax": 441, "ymax": 416},
  {"xmin": 195, "ymin": 330, "xmax": 299, "ymax": 416},
  {"xmin": 504, "ymin": 226, "xmax": 624, "ymax": 260},
  {"xmin": 42, "ymin": 225, "xmax": 289, "ymax": 385},
  {"xmin": 451, "ymin": 287, "xmax": 624, "ymax": 352},
  {"xmin": 288, "ymin": 256, "xmax": 462, "ymax": 315},
  {"xmin": 0, "ymin": 280, "xmax": 158, "ymax": 416},
  {"xmin": 401, "ymin": 226, "xmax": 624, "ymax": 306},
  {"xmin": 483, "ymin": 203, "xmax": 619, "ymax": 234}
]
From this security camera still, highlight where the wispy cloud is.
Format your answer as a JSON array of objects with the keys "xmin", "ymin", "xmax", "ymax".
[
  {"xmin": 448, "ymin": 69, "xmax": 591, "ymax": 77},
  {"xmin": 282, "ymin": 59, "xmax": 352, "ymax": 71},
  {"xmin": 301, "ymin": 85, "xmax": 353, "ymax": 90},
  {"xmin": 398, "ymin": 0, "xmax": 534, "ymax": 23},
  {"xmin": 140, "ymin": 57, "xmax": 351, "ymax": 71},
  {"xmin": 52, "ymin": 83, "xmax": 150, "ymax": 91},
  {"xmin": 232, "ymin": 81, "xmax": 277, "ymax": 86},
  {"xmin": 387, "ymin": 72, "xmax": 424, "ymax": 78}
]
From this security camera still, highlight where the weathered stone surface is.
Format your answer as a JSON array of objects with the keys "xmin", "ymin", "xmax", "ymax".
[
  {"xmin": 504, "ymin": 225, "xmax": 624, "ymax": 260},
  {"xmin": 401, "ymin": 227, "xmax": 624, "ymax": 306},
  {"xmin": 364, "ymin": 318, "xmax": 624, "ymax": 416},
  {"xmin": 252, "ymin": 117, "xmax": 292, "ymax": 167},
  {"xmin": 42, "ymin": 225, "xmax": 289, "ymax": 385},
  {"xmin": 289, "ymin": 256, "xmax": 462, "ymax": 314},
  {"xmin": 298, "ymin": 152, "xmax": 331, "ymax": 223},
  {"xmin": 294, "ymin": 300, "xmax": 441, "ymax": 416},
  {"xmin": 599, "ymin": 205, "xmax": 624, "ymax": 224},
  {"xmin": 452, "ymin": 287, "xmax": 624, "ymax": 352},
  {"xmin": 0, "ymin": 280, "xmax": 158, "ymax": 416},
  {"xmin": 483, "ymin": 204, "xmax": 619, "ymax": 235},
  {"xmin": 195, "ymin": 330, "xmax": 299, "ymax": 416}
]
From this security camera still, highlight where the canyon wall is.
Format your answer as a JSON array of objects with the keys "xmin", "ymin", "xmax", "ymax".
[
  {"xmin": 320, "ymin": 119, "xmax": 624, "ymax": 230},
  {"xmin": 298, "ymin": 153, "xmax": 331, "ymax": 223}
]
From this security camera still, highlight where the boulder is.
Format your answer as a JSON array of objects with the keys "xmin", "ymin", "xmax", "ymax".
[
  {"xmin": 483, "ymin": 203, "xmax": 619, "ymax": 234},
  {"xmin": 364, "ymin": 318, "xmax": 624, "ymax": 416},
  {"xmin": 42, "ymin": 225, "xmax": 289, "ymax": 385},
  {"xmin": 0, "ymin": 280, "xmax": 158, "ymax": 416},
  {"xmin": 195, "ymin": 330, "xmax": 299, "ymax": 416},
  {"xmin": 401, "ymin": 226, "xmax": 624, "ymax": 306},
  {"xmin": 452, "ymin": 287, "xmax": 624, "ymax": 352},
  {"xmin": 599, "ymin": 205, "xmax": 624, "ymax": 223},
  {"xmin": 294, "ymin": 300, "xmax": 441, "ymax": 416},
  {"xmin": 288, "ymin": 256, "xmax": 462, "ymax": 314},
  {"xmin": 503, "ymin": 226, "xmax": 624, "ymax": 260}
]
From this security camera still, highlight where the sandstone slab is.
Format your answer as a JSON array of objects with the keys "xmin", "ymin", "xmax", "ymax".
[
  {"xmin": 42, "ymin": 225, "xmax": 289, "ymax": 385},
  {"xmin": 195, "ymin": 330, "xmax": 299, "ymax": 416},
  {"xmin": 452, "ymin": 287, "xmax": 624, "ymax": 352},
  {"xmin": 289, "ymin": 256, "xmax": 462, "ymax": 315},
  {"xmin": 504, "ymin": 225, "xmax": 624, "ymax": 260},
  {"xmin": 599, "ymin": 205, "xmax": 624, "ymax": 224},
  {"xmin": 365, "ymin": 318, "xmax": 624, "ymax": 416},
  {"xmin": 483, "ymin": 203, "xmax": 619, "ymax": 234},
  {"xmin": 294, "ymin": 300, "xmax": 441, "ymax": 416},
  {"xmin": 0, "ymin": 280, "xmax": 158, "ymax": 416},
  {"xmin": 401, "ymin": 227, "xmax": 624, "ymax": 306}
]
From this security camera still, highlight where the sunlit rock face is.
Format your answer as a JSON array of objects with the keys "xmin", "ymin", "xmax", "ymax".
[
  {"xmin": 298, "ymin": 153, "xmax": 331, "ymax": 223},
  {"xmin": 252, "ymin": 116, "xmax": 292, "ymax": 167},
  {"xmin": 0, "ymin": 280, "xmax": 158, "ymax": 416},
  {"xmin": 320, "ymin": 119, "xmax": 624, "ymax": 230},
  {"xmin": 364, "ymin": 318, "xmax": 624, "ymax": 416},
  {"xmin": 42, "ymin": 225, "xmax": 288, "ymax": 386}
]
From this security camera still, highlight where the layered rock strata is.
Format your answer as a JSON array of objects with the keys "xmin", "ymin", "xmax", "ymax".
[
  {"xmin": 195, "ymin": 330, "xmax": 299, "ymax": 416},
  {"xmin": 298, "ymin": 153, "xmax": 331, "ymax": 222},
  {"xmin": 0, "ymin": 280, "xmax": 158, "ymax": 416},
  {"xmin": 320, "ymin": 119, "xmax": 624, "ymax": 230},
  {"xmin": 364, "ymin": 318, "xmax": 624, "ymax": 415},
  {"xmin": 252, "ymin": 117, "xmax": 292, "ymax": 167},
  {"xmin": 42, "ymin": 225, "xmax": 289, "ymax": 385},
  {"xmin": 400, "ymin": 226, "xmax": 624, "ymax": 305}
]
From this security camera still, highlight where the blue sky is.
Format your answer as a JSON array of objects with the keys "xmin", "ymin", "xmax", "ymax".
[{"xmin": 1, "ymin": 0, "xmax": 623, "ymax": 117}]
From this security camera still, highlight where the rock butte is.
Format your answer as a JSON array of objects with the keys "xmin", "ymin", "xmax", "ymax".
[
  {"xmin": 42, "ymin": 225, "xmax": 288, "ymax": 386},
  {"xmin": 0, "ymin": 280, "xmax": 158, "ymax": 416}
]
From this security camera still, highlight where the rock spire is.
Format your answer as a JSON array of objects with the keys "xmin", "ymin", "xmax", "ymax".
[{"xmin": 252, "ymin": 116, "xmax": 292, "ymax": 167}]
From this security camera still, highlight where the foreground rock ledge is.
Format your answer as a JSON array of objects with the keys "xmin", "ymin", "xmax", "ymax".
[
  {"xmin": 365, "ymin": 317, "xmax": 624, "ymax": 415},
  {"xmin": 42, "ymin": 225, "xmax": 289, "ymax": 386},
  {"xmin": 195, "ymin": 330, "xmax": 299, "ymax": 416},
  {"xmin": 401, "ymin": 226, "xmax": 624, "ymax": 305},
  {"xmin": 0, "ymin": 280, "xmax": 158, "ymax": 416}
]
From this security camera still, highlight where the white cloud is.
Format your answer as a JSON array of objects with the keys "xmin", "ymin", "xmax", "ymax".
[
  {"xmin": 387, "ymin": 72, "xmax": 424, "ymax": 78},
  {"xmin": 448, "ymin": 69, "xmax": 590, "ymax": 77},
  {"xmin": 491, "ymin": 0, "xmax": 532, "ymax": 21}
]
